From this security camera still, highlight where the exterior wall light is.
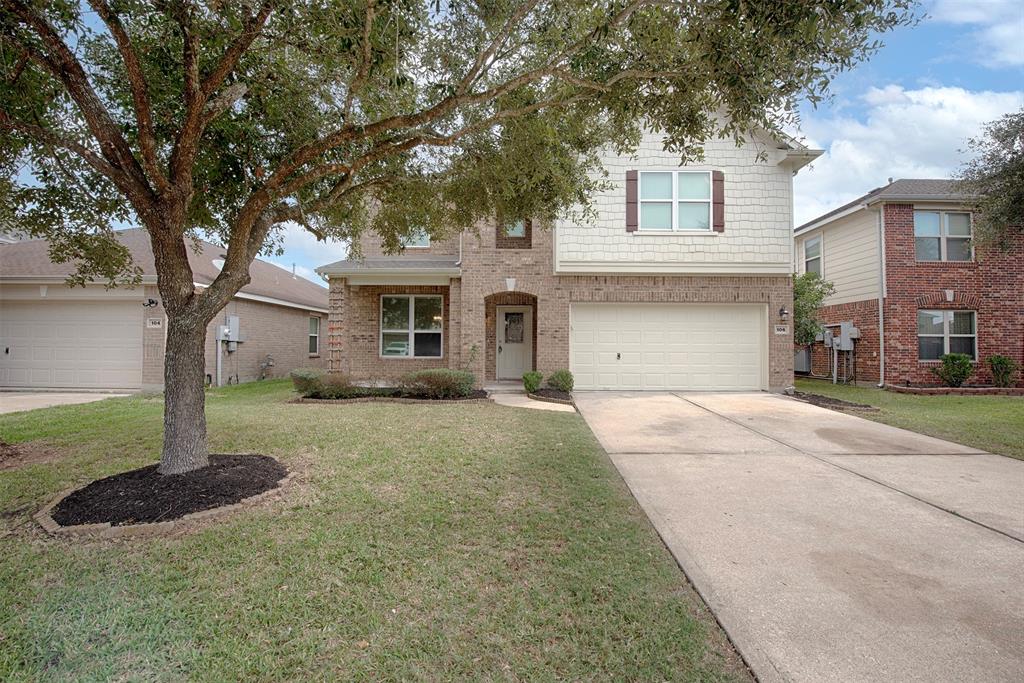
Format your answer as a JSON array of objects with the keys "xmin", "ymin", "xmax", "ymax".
[{"xmin": 779, "ymin": 307, "xmax": 789, "ymax": 320}]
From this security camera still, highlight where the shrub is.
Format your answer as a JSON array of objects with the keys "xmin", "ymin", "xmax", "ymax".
[
  {"xmin": 522, "ymin": 371, "xmax": 543, "ymax": 393},
  {"xmin": 290, "ymin": 368, "xmax": 324, "ymax": 395},
  {"xmin": 986, "ymin": 355, "xmax": 1019, "ymax": 388},
  {"xmin": 311, "ymin": 374, "xmax": 359, "ymax": 399},
  {"xmin": 931, "ymin": 353, "xmax": 973, "ymax": 387},
  {"xmin": 400, "ymin": 369, "xmax": 475, "ymax": 399},
  {"xmin": 546, "ymin": 369, "xmax": 574, "ymax": 393}
]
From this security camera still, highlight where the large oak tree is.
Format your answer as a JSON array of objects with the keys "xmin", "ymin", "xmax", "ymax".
[{"xmin": 1, "ymin": 0, "xmax": 915, "ymax": 474}]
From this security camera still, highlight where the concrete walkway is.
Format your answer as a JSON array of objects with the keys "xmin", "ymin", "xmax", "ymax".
[
  {"xmin": 0, "ymin": 392, "xmax": 130, "ymax": 415},
  {"xmin": 485, "ymin": 382, "xmax": 576, "ymax": 412},
  {"xmin": 575, "ymin": 391, "xmax": 1024, "ymax": 683}
]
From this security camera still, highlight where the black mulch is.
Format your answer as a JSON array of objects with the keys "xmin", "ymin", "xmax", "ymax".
[
  {"xmin": 792, "ymin": 391, "xmax": 877, "ymax": 412},
  {"xmin": 531, "ymin": 388, "xmax": 573, "ymax": 402},
  {"xmin": 51, "ymin": 454, "xmax": 287, "ymax": 527}
]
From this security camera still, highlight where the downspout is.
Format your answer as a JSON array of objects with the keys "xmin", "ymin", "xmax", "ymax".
[{"xmin": 876, "ymin": 205, "xmax": 886, "ymax": 388}]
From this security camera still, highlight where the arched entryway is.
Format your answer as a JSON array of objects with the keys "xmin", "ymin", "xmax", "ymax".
[{"xmin": 484, "ymin": 292, "xmax": 538, "ymax": 382}]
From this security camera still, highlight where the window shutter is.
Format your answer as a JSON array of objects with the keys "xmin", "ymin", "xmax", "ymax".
[
  {"xmin": 712, "ymin": 171, "xmax": 725, "ymax": 232},
  {"xmin": 626, "ymin": 170, "xmax": 638, "ymax": 232}
]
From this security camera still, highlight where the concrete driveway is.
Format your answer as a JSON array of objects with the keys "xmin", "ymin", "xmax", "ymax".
[
  {"xmin": 575, "ymin": 391, "xmax": 1024, "ymax": 683},
  {"xmin": 0, "ymin": 392, "xmax": 129, "ymax": 415}
]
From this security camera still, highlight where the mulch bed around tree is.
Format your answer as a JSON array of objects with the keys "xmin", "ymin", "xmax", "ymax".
[
  {"xmin": 529, "ymin": 388, "xmax": 574, "ymax": 404},
  {"xmin": 51, "ymin": 454, "xmax": 287, "ymax": 527},
  {"xmin": 792, "ymin": 391, "xmax": 878, "ymax": 412}
]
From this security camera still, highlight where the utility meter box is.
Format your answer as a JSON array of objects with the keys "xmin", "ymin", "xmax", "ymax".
[
  {"xmin": 822, "ymin": 329, "xmax": 833, "ymax": 348},
  {"xmin": 838, "ymin": 321, "xmax": 860, "ymax": 351}
]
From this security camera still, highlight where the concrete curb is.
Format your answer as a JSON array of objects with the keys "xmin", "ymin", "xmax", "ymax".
[{"xmin": 35, "ymin": 467, "xmax": 296, "ymax": 539}]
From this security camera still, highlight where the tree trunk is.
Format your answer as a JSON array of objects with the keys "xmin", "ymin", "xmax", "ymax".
[{"xmin": 159, "ymin": 314, "xmax": 210, "ymax": 474}]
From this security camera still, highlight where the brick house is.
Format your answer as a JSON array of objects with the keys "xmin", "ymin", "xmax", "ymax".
[
  {"xmin": 794, "ymin": 179, "xmax": 1024, "ymax": 387},
  {"xmin": 0, "ymin": 229, "xmax": 328, "ymax": 391},
  {"xmin": 317, "ymin": 130, "xmax": 821, "ymax": 392}
]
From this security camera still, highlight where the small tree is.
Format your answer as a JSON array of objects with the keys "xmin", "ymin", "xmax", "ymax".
[
  {"xmin": 1, "ymin": 1, "xmax": 916, "ymax": 474},
  {"xmin": 793, "ymin": 272, "xmax": 836, "ymax": 346},
  {"xmin": 955, "ymin": 108, "xmax": 1024, "ymax": 250}
]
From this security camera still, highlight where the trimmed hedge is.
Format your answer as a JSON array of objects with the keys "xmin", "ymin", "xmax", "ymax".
[
  {"xmin": 546, "ymin": 369, "xmax": 574, "ymax": 393},
  {"xmin": 399, "ymin": 369, "xmax": 476, "ymax": 399},
  {"xmin": 522, "ymin": 371, "xmax": 543, "ymax": 393}
]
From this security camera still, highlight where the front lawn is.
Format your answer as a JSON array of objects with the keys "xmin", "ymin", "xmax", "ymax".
[
  {"xmin": 0, "ymin": 380, "xmax": 747, "ymax": 681},
  {"xmin": 795, "ymin": 378, "xmax": 1024, "ymax": 460}
]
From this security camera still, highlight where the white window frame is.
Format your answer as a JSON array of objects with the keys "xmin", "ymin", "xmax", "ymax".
[
  {"xmin": 401, "ymin": 229, "xmax": 431, "ymax": 249},
  {"xmin": 308, "ymin": 316, "xmax": 320, "ymax": 356},
  {"xmin": 638, "ymin": 170, "xmax": 713, "ymax": 232},
  {"xmin": 803, "ymin": 235, "xmax": 823, "ymax": 277},
  {"xmin": 913, "ymin": 210, "xmax": 973, "ymax": 262},
  {"xmin": 379, "ymin": 295, "xmax": 444, "ymax": 359},
  {"xmin": 917, "ymin": 309, "xmax": 977, "ymax": 361}
]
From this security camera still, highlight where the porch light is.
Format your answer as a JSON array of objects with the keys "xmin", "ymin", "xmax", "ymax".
[
  {"xmin": 779, "ymin": 306, "xmax": 789, "ymax": 320},
  {"xmin": 505, "ymin": 277, "xmax": 516, "ymax": 291}
]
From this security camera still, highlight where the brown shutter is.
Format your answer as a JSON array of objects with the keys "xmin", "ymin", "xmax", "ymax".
[
  {"xmin": 712, "ymin": 171, "xmax": 725, "ymax": 232},
  {"xmin": 626, "ymin": 170, "xmax": 638, "ymax": 232}
]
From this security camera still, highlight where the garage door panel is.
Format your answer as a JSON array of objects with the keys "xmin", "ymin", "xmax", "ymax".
[
  {"xmin": 571, "ymin": 304, "xmax": 765, "ymax": 391},
  {"xmin": 0, "ymin": 300, "xmax": 143, "ymax": 389}
]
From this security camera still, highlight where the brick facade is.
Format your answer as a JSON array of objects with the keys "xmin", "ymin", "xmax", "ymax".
[
  {"xmin": 801, "ymin": 202, "xmax": 1024, "ymax": 387},
  {"xmin": 806, "ymin": 298, "xmax": 881, "ymax": 383},
  {"xmin": 329, "ymin": 223, "xmax": 795, "ymax": 391},
  {"xmin": 881, "ymin": 203, "xmax": 1024, "ymax": 387},
  {"xmin": 201, "ymin": 298, "xmax": 326, "ymax": 386}
]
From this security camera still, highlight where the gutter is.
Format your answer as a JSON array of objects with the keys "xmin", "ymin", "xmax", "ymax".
[{"xmin": 876, "ymin": 206, "xmax": 886, "ymax": 388}]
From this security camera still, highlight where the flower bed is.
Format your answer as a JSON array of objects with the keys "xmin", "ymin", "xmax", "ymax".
[{"xmin": 527, "ymin": 388, "xmax": 574, "ymax": 405}]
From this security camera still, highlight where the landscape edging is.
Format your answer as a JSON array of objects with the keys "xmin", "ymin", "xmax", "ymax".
[
  {"xmin": 290, "ymin": 396, "xmax": 493, "ymax": 405},
  {"xmin": 35, "ymin": 468, "xmax": 295, "ymax": 539},
  {"xmin": 526, "ymin": 392, "xmax": 575, "ymax": 406},
  {"xmin": 884, "ymin": 384, "xmax": 1024, "ymax": 396}
]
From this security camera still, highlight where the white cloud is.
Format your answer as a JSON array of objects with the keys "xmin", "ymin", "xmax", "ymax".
[
  {"xmin": 930, "ymin": 0, "xmax": 1024, "ymax": 67},
  {"xmin": 270, "ymin": 221, "xmax": 349, "ymax": 284},
  {"xmin": 794, "ymin": 85, "xmax": 1023, "ymax": 226}
]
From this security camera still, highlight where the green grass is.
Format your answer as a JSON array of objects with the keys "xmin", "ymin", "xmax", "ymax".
[
  {"xmin": 795, "ymin": 377, "xmax": 1024, "ymax": 460},
  {"xmin": 0, "ymin": 380, "xmax": 747, "ymax": 682}
]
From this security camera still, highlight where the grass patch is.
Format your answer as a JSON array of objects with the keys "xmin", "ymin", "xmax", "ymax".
[
  {"xmin": 0, "ymin": 380, "xmax": 747, "ymax": 681},
  {"xmin": 795, "ymin": 378, "xmax": 1024, "ymax": 460}
]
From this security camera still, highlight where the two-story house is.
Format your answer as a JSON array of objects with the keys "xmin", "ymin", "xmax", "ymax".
[
  {"xmin": 317, "ymin": 130, "xmax": 821, "ymax": 392},
  {"xmin": 794, "ymin": 179, "xmax": 1024, "ymax": 387}
]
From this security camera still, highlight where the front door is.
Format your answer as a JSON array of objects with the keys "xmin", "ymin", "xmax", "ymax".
[{"xmin": 496, "ymin": 306, "xmax": 533, "ymax": 379}]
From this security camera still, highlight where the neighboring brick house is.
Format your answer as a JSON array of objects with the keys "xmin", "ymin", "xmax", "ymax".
[
  {"xmin": 794, "ymin": 179, "xmax": 1024, "ymax": 387},
  {"xmin": 318, "ymin": 129, "xmax": 821, "ymax": 392},
  {"xmin": 0, "ymin": 229, "xmax": 328, "ymax": 391}
]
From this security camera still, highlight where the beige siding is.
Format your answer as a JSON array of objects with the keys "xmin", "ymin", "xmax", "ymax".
[
  {"xmin": 796, "ymin": 208, "xmax": 881, "ymax": 305},
  {"xmin": 554, "ymin": 128, "xmax": 797, "ymax": 274}
]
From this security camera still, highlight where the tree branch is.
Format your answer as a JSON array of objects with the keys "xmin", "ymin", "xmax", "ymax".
[
  {"xmin": 87, "ymin": 0, "xmax": 168, "ymax": 192},
  {"xmin": 1, "ymin": 1, "xmax": 155, "ymax": 208},
  {"xmin": 342, "ymin": 0, "xmax": 376, "ymax": 121},
  {"xmin": 456, "ymin": 0, "xmax": 541, "ymax": 95}
]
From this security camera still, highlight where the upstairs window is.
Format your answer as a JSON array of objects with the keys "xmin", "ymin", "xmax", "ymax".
[
  {"xmin": 803, "ymin": 236, "xmax": 822, "ymax": 277},
  {"xmin": 917, "ymin": 310, "xmax": 976, "ymax": 361},
  {"xmin": 308, "ymin": 317, "xmax": 320, "ymax": 355},
  {"xmin": 639, "ymin": 171, "xmax": 712, "ymax": 231},
  {"xmin": 913, "ymin": 211, "xmax": 972, "ymax": 261},
  {"xmin": 497, "ymin": 218, "xmax": 532, "ymax": 248},
  {"xmin": 401, "ymin": 229, "xmax": 431, "ymax": 248}
]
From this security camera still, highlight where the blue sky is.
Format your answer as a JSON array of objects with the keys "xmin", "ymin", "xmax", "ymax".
[{"xmin": 272, "ymin": 0, "xmax": 1024, "ymax": 286}]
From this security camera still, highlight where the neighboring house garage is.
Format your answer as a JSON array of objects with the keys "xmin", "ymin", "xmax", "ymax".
[
  {"xmin": 570, "ymin": 303, "xmax": 767, "ymax": 390},
  {"xmin": 1, "ymin": 298, "xmax": 144, "ymax": 390},
  {"xmin": 0, "ymin": 230, "xmax": 328, "ymax": 392}
]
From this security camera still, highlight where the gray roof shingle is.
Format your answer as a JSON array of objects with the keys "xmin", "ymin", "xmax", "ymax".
[
  {"xmin": 796, "ymin": 179, "xmax": 974, "ymax": 232},
  {"xmin": 0, "ymin": 228, "xmax": 328, "ymax": 310}
]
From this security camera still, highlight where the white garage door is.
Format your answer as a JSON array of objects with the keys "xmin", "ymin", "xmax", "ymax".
[
  {"xmin": 0, "ymin": 300, "xmax": 143, "ymax": 390},
  {"xmin": 571, "ymin": 304, "xmax": 766, "ymax": 390}
]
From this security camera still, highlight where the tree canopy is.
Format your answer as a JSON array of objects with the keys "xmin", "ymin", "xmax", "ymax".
[
  {"xmin": 0, "ymin": 0, "xmax": 917, "ymax": 473},
  {"xmin": 956, "ymin": 107, "xmax": 1024, "ymax": 250}
]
